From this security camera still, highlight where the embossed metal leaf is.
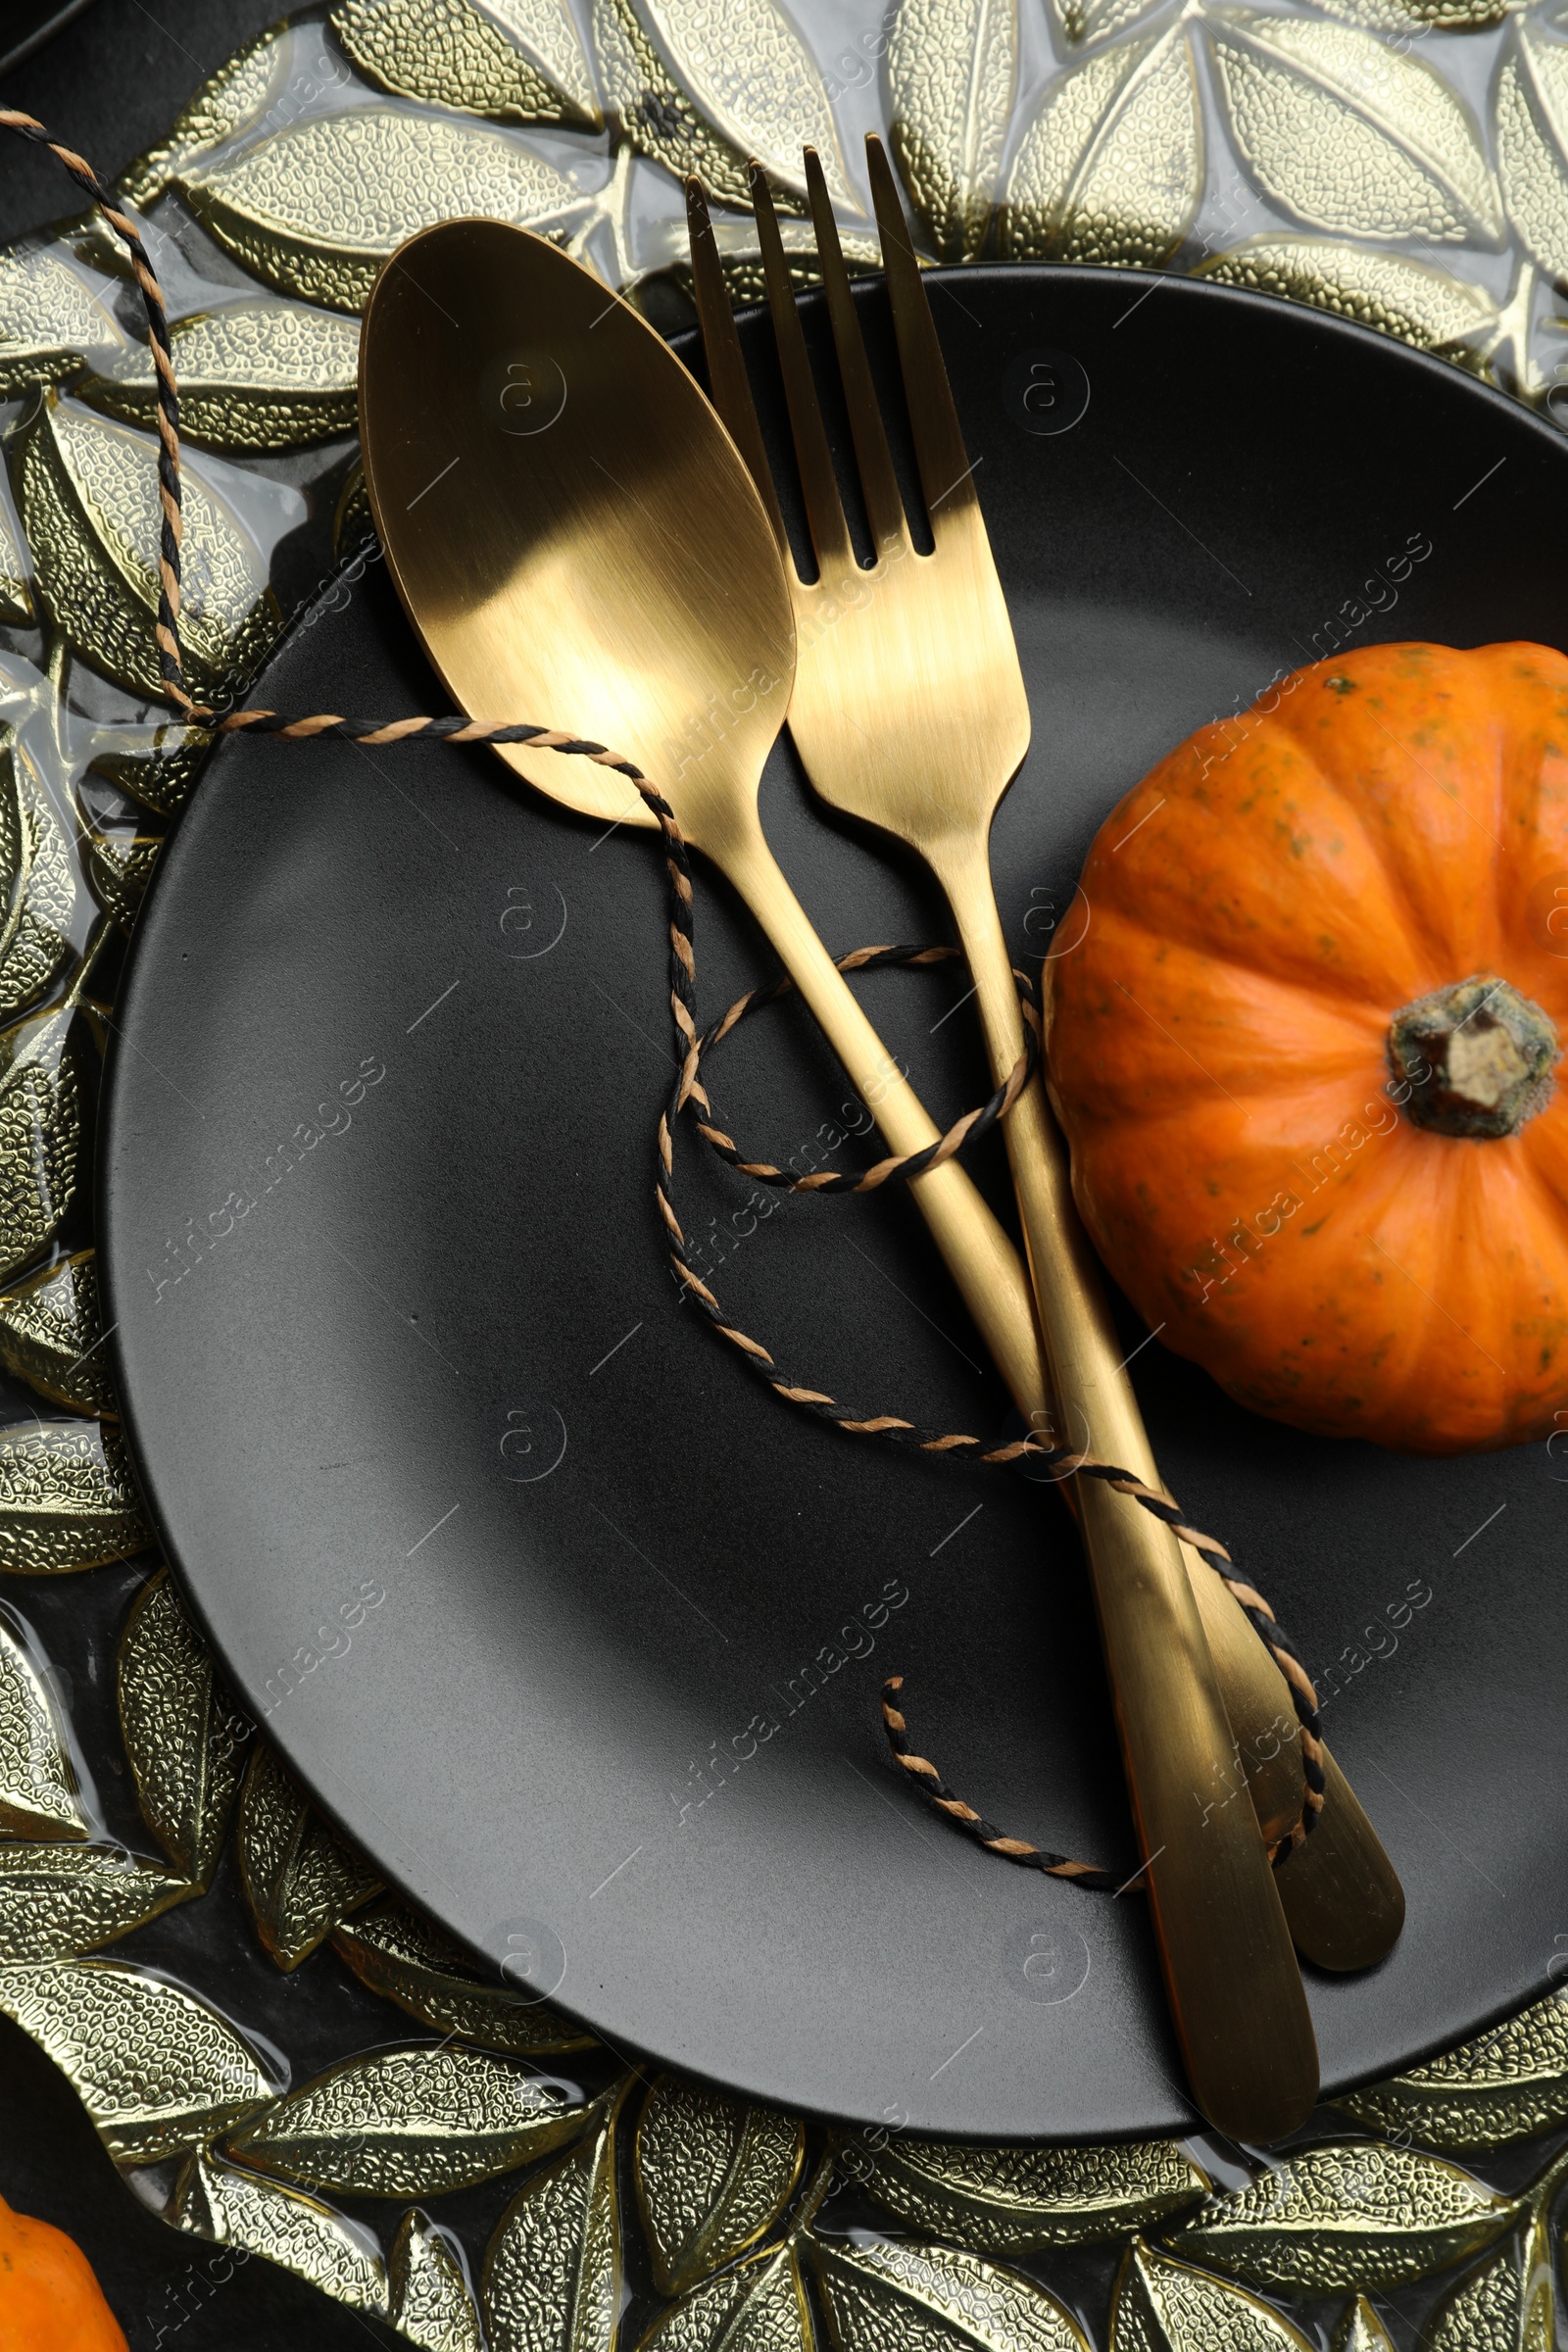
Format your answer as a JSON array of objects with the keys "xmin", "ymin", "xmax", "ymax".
[
  {"xmin": 0, "ymin": 1251, "xmax": 116, "ymax": 1418},
  {"xmin": 0, "ymin": 494, "xmax": 29, "ymax": 625},
  {"xmin": 0, "ymin": 1841, "xmax": 190, "ymax": 1959},
  {"xmin": 636, "ymin": 2076, "xmax": 805, "ymax": 2294},
  {"xmin": 80, "ymin": 299, "xmax": 361, "ymax": 454},
  {"xmin": 591, "ymin": 0, "xmax": 798, "ymax": 212},
  {"xmin": 176, "ymin": 109, "xmax": 592, "ymax": 314},
  {"xmin": 0, "ymin": 985, "xmax": 88, "ymax": 1286},
  {"xmin": 635, "ymin": 2242, "xmax": 817, "ymax": 2351},
  {"xmin": 0, "ymin": 1419, "xmax": 151, "ymax": 1574},
  {"xmin": 1111, "ymin": 2239, "xmax": 1314, "ymax": 2352},
  {"xmin": 333, "ymin": 0, "xmax": 600, "ymax": 129},
  {"xmin": 237, "ymin": 1740, "xmax": 382, "ymax": 1969},
  {"xmin": 1196, "ymin": 237, "xmax": 1496, "ymax": 358},
  {"xmin": 119, "ymin": 23, "xmax": 292, "ymax": 211},
  {"xmin": 1423, "ymin": 2212, "xmax": 1552, "ymax": 2352},
  {"xmin": 1048, "ymin": 0, "xmax": 1164, "ymax": 52},
  {"xmin": 172, "ymin": 2146, "xmax": 388, "ymax": 2316},
  {"xmin": 1205, "ymin": 13, "xmax": 1501, "ymax": 245},
  {"xmin": 856, "ymin": 2136, "xmax": 1209, "ymax": 2256},
  {"xmin": 1314, "ymin": 0, "xmax": 1514, "ymax": 30},
  {"xmin": 0, "ymin": 734, "xmax": 75, "ymax": 1022},
  {"xmin": 89, "ymin": 726, "xmax": 212, "ymax": 820},
  {"xmin": 1334, "ymin": 1991, "xmax": 1568, "ymax": 2151},
  {"xmin": 84, "ymin": 824, "xmax": 160, "ymax": 931},
  {"xmin": 227, "ymin": 2043, "xmax": 592, "ymax": 2196},
  {"xmin": 332, "ymin": 1895, "xmax": 595, "ymax": 2055},
  {"xmin": 1496, "ymin": 24, "xmax": 1568, "ymax": 284},
  {"xmin": 1167, "ymin": 2143, "xmax": 1520, "ymax": 2290},
  {"xmin": 0, "ymin": 1957, "xmax": 276, "ymax": 2160},
  {"xmin": 0, "ymin": 1609, "xmax": 84, "ymax": 1835},
  {"xmin": 14, "ymin": 392, "xmax": 281, "ymax": 698},
  {"xmin": 0, "ymin": 247, "xmax": 126, "ymax": 394},
  {"xmin": 641, "ymin": 0, "xmax": 849, "ymax": 202},
  {"xmin": 1000, "ymin": 22, "xmax": 1202, "ymax": 268},
  {"xmin": 333, "ymin": 463, "xmax": 374, "ymax": 562},
  {"xmin": 119, "ymin": 1565, "xmax": 249, "ymax": 1885},
  {"xmin": 886, "ymin": 0, "xmax": 1016, "ymax": 258},
  {"xmin": 1332, "ymin": 2298, "xmax": 1395, "ymax": 2352},
  {"xmin": 483, "ymin": 2093, "xmax": 622, "ymax": 2352},
  {"xmin": 389, "ymin": 2208, "xmax": 485, "ymax": 2352},
  {"xmin": 808, "ymin": 2232, "xmax": 1090, "ymax": 2352}
]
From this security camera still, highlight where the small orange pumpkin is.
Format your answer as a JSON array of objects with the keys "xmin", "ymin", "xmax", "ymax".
[
  {"xmin": 1045, "ymin": 640, "xmax": 1568, "ymax": 1455},
  {"xmin": 0, "ymin": 2190, "xmax": 128, "ymax": 2350}
]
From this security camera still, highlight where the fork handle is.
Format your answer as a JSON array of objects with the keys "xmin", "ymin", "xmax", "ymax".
[
  {"xmin": 716, "ymin": 820, "xmax": 1318, "ymax": 2138},
  {"xmin": 927, "ymin": 837, "xmax": 1401, "ymax": 1978}
]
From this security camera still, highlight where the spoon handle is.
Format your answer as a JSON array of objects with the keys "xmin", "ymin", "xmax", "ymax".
[{"xmin": 720, "ymin": 819, "xmax": 1318, "ymax": 2139}]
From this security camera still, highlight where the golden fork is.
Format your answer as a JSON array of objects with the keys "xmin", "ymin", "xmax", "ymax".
[{"xmin": 688, "ymin": 140, "xmax": 1402, "ymax": 1997}]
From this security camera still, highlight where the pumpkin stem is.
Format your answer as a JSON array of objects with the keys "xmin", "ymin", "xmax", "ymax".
[{"xmin": 1388, "ymin": 973, "xmax": 1558, "ymax": 1141}]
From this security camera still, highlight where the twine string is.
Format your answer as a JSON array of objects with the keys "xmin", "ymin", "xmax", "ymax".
[{"xmin": 2, "ymin": 111, "xmax": 1326, "ymax": 1871}]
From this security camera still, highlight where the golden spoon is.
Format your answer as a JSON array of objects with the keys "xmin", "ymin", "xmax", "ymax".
[{"xmin": 360, "ymin": 218, "xmax": 1318, "ymax": 2139}]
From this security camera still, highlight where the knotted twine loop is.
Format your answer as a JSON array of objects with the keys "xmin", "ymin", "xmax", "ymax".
[{"xmin": 8, "ymin": 111, "xmax": 1327, "ymax": 1872}]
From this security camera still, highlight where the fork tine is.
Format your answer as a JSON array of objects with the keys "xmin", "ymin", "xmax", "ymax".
[
  {"xmin": 803, "ymin": 146, "xmax": 906, "ymax": 559},
  {"xmin": 749, "ymin": 161, "xmax": 855, "ymax": 578},
  {"xmin": 684, "ymin": 176, "xmax": 788, "ymax": 562},
  {"xmin": 865, "ymin": 132, "xmax": 976, "ymax": 531}
]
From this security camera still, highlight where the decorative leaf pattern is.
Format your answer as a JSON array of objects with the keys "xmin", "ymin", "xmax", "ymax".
[
  {"xmin": 591, "ymin": 0, "xmax": 800, "ymax": 211},
  {"xmin": 482, "ymin": 2092, "xmax": 623, "ymax": 2352},
  {"xmin": 0, "ymin": 1608, "xmax": 85, "ymax": 1836},
  {"xmin": 1197, "ymin": 238, "xmax": 1496, "ymax": 357},
  {"xmin": 14, "ymin": 392, "xmax": 281, "ymax": 697},
  {"xmin": 88, "ymin": 727, "xmax": 213, "ymax": 821},
  {"xmin": 226, "ymin": 2044, "xmax": 593, "ymax": 2196},
  {"xmin": 0, "ymin": 248, "xmax": 126, "ymax": 395},
  {"xmin": 389, "ymin": 2207, "xmax": 486, "ymax": 2352},
  {"xmin": 84, "ymin": 823, "xmax": 160, "ymax": 930},
  {"xmin": 176, "ymin": 109, "xmax": 592, "ymax": 314},
  {"xmin": 119, "ymin": 23, "xmax": 293, "ymax": 212},
  {"xmin": 1421, "ymin": 2213, "xmax": 1553, "ymax": 2352},
  {"xmin": 80, "ymin": 299, "xmax": 362, "ymax": 453},
  {"xmin": 1334, "ymin": 1989, "xmax": 1568, "ymax": 2150},
  {"xmin": 332, "ymin": 0, "xmax": 601, "ymax": 129},
  {"xmin": 635, "ymin": 2077, "xmax": 805, "ymax": 2294},
  {"xmin": 854, "ymin": 2136, "xmax": 1209, "ymax": 2256},
  {"xmin": 0, "ymin": 1250, "xmax": 116, "ymax": 1418},
  {"xmin": 0, "ymin": 1419, "xmax": 151, "ymax": 1574},
  {"xmin": 634, "ymin": 2242, "xmax": 817, "ymax": 2351},
  {"xmin": 172, "ymin": 2145, "xmax": 389, "ymax": 2315},
  {"xmin": 887, "ymin": 0, "xmax": 1017, "ymax": 259},
  {"xmin": 0, "ymin": 1957, "xmax": 276, "ymax": 2161},
  {"xmin": 646, "ymin": 0, "xmax": 852, "ymax": 199},
  {"xmin": 0, "ymin": 734, "xmax": 75, "ymax": 1020},
  {"xmin": 1001, "ymin": 22, "xmax": 1203, "ymax": 268},
  {"xmin": 1168, "ymin": 2144, "xmax": 1520, "ymax": 2290},
  {"xmin": 1111, "ymin": 2238, "xmax": 1315, "ymax": 2352},
  {"xmin": 1496, "ymin": 22, "xmax": 1568, "ymax": 283},
  {"xmin": 237, "ymin": 1739, "xmax": 382, "ymax": 1968},
  {"xmin": 0, "ymin": 1839, "xmax": 190, "ymax": 1958},
  {"xmin": 1205, "ymin": 14, "xmax": 1502, "ymax": 246},
  {"xmin": 332, "ymin": 1895, "xmax": 596, "ymax": 2055},
  {"xmin": 808, "ymin": 2231, "xmax": 1091, "ymax": 2352},
  {"xmin": 1331, "ymin": 2299, "xmax": 1395, "ymax": 2352},
  {"xmin": 118, "ymin": 1565, "xmax": 248, "ymax": 1885}
]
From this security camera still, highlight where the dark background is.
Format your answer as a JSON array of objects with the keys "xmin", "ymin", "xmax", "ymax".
[{"xmin": 0, "ymin": 4, "xmax": 411, "ymax": 2342}]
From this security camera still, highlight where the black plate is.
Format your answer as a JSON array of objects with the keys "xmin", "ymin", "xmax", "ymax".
[{"xmin": 101, "ymin": 265, "xmax": 1568, "ymax": 2140}]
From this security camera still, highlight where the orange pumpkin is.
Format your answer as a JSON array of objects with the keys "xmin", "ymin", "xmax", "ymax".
[
  {"xmin": 1045, "ymin": 640, "xmax": 1568, "ymax": 1455},
  {"xmin": 0, "ymin": 2190, "xmax": 128, "ymax": 2351}
]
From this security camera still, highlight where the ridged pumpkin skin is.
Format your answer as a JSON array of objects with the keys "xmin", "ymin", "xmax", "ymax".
[
  {"xmin": 0, "ymin": 2192, "xmax": 128, "ymax": 2350},
  {"xmin": 1045, "ymin": 641, "xmax": 1568, "ymax": 1455}
]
